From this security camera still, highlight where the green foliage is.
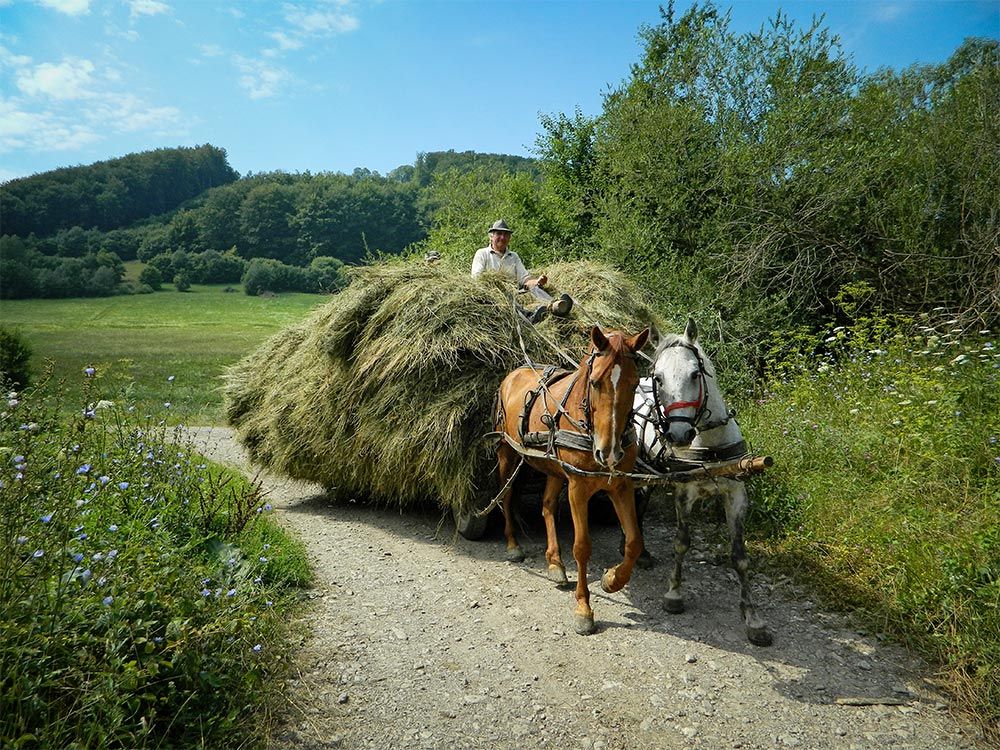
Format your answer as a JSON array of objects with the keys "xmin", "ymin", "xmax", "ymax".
[
  {"xmin": 741, "ymin": 314, "xmax": 1000, "ymax": 729},
  {"xmin": 172, "ymin": 271, "xmax": 192, "ymax": 293},
  {"xmin": 0, "ymin": 372, "xmax": 310, "ymax": 748},
  {"xmin": 138, "ymin": 264, "xmax": 162, "ymax": 291},
  {"xmin": 0, "ymin": 238, "xmax": 127, "ymax": 300},
  {"xmin": 530, "ymin": 2, "xmax": 999, "ymax": 354},
  {"xmin": 2, "ymin": 145, "xmax": 238, "ymax": 237},
  {"xmin": 0, "ymin": 327, "xmax": 32, "ymax": 388}
]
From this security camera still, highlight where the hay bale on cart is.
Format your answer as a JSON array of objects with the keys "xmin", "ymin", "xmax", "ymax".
[{"xmin": 223, "ymin": 255, "xmax": 656, "ymax": 536}]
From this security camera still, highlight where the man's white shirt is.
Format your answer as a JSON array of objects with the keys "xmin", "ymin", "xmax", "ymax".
[{"xmin": 470, "ymin": 247, "xmax": 529, "ymax": 286}]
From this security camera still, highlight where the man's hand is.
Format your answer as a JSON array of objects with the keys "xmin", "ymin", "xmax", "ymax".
[{"xmin": 525, "ymin": 274, "xmax": 548, "ymax": 289}]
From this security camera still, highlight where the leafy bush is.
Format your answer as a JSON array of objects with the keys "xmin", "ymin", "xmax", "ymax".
[
  {"xmin": 0, "ymin": 327, "xmax": 32, "ymax": 388},
  {"xmin": 242, "ymin": 258, "xmax": 314, "ymax": 295},
  {"xmin": 742, "ymin": 312, "xmax": 1000, "ymax": 730},
  {"xmin": 173, "ymin": 271, "xmax": 191, "ymax": 292},
  {"xmin": 194, "ymin": 248, "xmax": 247, "ymax": 284},
  {"xmin": 138, "ymin": 264, "xmax": 163, "ymax": 290},
  {"xmin": 0, "ymin": 371, "xmax": 310, "ymax": 748}
]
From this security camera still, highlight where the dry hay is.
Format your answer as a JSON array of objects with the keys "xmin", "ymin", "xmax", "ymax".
[{"xmin": 223, "ymin": 255, "xmax": 657, "ymax": 513}]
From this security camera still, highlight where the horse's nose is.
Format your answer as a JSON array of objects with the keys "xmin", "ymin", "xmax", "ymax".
[
  {"xmin": 666, "ymin": 426, "xmax": 696, "ymax": 445},
  {"xmin": 594, "ymin": 446, "xmax": 623, "ymax": 469}
]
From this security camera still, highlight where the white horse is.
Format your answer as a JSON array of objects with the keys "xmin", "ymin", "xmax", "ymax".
[{"xmin": 632, "ymin": 317, "xmax": 772, "ymax": 646}]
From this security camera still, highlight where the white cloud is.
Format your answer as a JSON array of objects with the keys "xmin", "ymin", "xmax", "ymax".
[
  {"xmin": 0, "ymin": 99, "xmax": 101, "ymax": 152},
  {"xmin": 86, "ymin": 93, "xmax": 184, "ymax": 133},
  {"xmin": 17, "ymin": 58, "xmax": 96, "ymax": 100},
  {"xmin": 0, "ymin": 45, "xmax": 32, "ymax": 68},
  {"xmin": 285, "ymin": 7, "xmax": 358, "ymax": 35},
  {"xmin": 127, "ymin": 0, "xmax": 169, "ymax": 20},
  {"xmin": 268, "ymin": 30, "xmax": 304, "ymax": 51},
  {"xmin": 234, "ymin": 56, "xmax": 289, "ymax": 99},
  {"xmin": 872, "ymin": 3, "xmax": 906, "ymax": 22},
  {"xmin": 37, "ymin": 0, "xmax": 90, "ymax": 16},
  {"xmin": 200, "ymin": 44, "xmax": 224, "ymax": 57}
]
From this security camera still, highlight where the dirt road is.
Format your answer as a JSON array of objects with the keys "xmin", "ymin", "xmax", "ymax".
[{"xmin": 186, "ymin": 427, "xmax": 983, "ymax": 750}]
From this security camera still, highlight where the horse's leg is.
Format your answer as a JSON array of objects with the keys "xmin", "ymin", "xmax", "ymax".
[
  {"xmin": 723, "ymin": 480, "xmax": 773, "ymax": 646},
  {"xmin": 541, "ymin": 474, "xmax": 569, "ymax": 586},
  {"xmin": 663, "ymin": 483, "xmax": 695, "ymax": 614},
  {"xmin": 567, "ymin": 479, "xmax": 595, "ymax": 635},
  {"xmin": 620, "ymin": 486, "xmax": 655, "ymax": 569},
  {"xmin": 601, "ymin": 482, "xmax": 642, "ymax": 593},
  {"xmin": 498, "ymin": 442, "xmax": 525, "ymax": 563}
]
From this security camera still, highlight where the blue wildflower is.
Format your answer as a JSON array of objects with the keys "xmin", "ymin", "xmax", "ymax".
[
  {"xmin": 167, "ymin": 375, "xmax": 175, "ymax": 382},
  {"xmin": 226, "ymin": 589, "xmax": 236, "ymax": 597},
  {"xmin": 76, "ymin": 463, "xmax": 91, "ymax": 475},
  {"xmin": 252, "ymin": 644, "xmax": 262, "ymax": 653},
  {"xmin": 12, "ymin": 455, "xmax": 24, "ymax": 463},
  {"xmin": 73, "ymin": 552, "xmax": 84, "ymax": 562},
  {"xmin": 107, "ymin": 549, "xmax": 118, "ymax": 560},
  {"xmin": 40, "ymin": 513, "xmax": 52, "ymax": 523},
  {"xmin": 99, "ymin": 476, "xmax": 110, "ymax": 485},
  {"xmin": 200, "ymin": 588, "xmax": 212, "ymax": 597},
  {"xmin": 80, "ymin": 569, "xmax": 92, "ymax": 583},
  {"xmin": 16, "ymin": 536, "xmax": 27, "ymax": 544},
  {"xmin": 109, "ymin": 524, "xmax": 118, "ymax": 532},
  {"xmin": 102, "ymin": 596, "xmax": 113, "ymax": 606},
  {"xmin": 33, "ymin": 549, "xmax": 43, "ymax": 558},
  {"xmin": 117, "ymin": 481, "xmax": 129, "ymax": 490},
  {"xmin": 84, "ymin": 366, "xmax": 95, "ymax": 376}
]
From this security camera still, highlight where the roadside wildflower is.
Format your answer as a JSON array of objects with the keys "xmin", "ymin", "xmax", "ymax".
[
  {"xmin": 118, "ymin": 481, "xmax": 129, "ymax": 490},
  {"xmin": 83, "ymin": 366, "xmax": 95, "ymax": 376},
  {"xmin": 109, "ymin": 524, "xmax": 118, "ymax": 532},
  {"xmin": 102, "ymin": 596, "xmax": 113, "ymax": 606},
  {"xmin": 167, "ymin": 375, "xmax": 175, "ymax": 382},
  {"xmin": 33, "ymin": 550, "xmax": 44, "ymax": 558},
  {"xmin": 40, "ymin": 513, "xmax": 52, "ymax": 523},
  {"xmin": 76, "ymin": 463, "xmax": 91, "ymax": 475},
  {"xmin": 252, "ymin": 644, "xmax": 262, "ymax": 653}
]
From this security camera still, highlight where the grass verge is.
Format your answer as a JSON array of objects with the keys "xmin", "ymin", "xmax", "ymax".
[
  {"xmin": 741, "ymin": 312, "xmax": 999, "ymax": 738},
  {"xmin": 0, "ymin": 368, "xmax": 311, "ymax": 749}
]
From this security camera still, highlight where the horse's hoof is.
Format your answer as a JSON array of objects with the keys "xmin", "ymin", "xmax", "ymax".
[
  {"xmin": 747, "ymin": 625, "xmax": 773, "ymax": 647},
  {"xmin": 547, "ymin": 565, "xmax": 569, "ymax": 586},
  {"xmin": 600, "ymin": 568, "xmax": 619, "ymax": 593},
  {"xmin": 663, "ymin": 594, "xmax": 685, "ymax": 614},
  {"xmin": 635, "ymin": 550, "xmax": 656, "ymax": 570},
  {"xmin": 505, "ymin": 546, "xmax": 525, "ymax": 563},
  {"xmin": 574, "ymin": 615, "xmax": 596, "ymax": 636}
]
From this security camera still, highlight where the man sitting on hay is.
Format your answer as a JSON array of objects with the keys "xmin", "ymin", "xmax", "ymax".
[{"xmin": 471, "ymin": 219, "xmax": 573, "ymax": 324}]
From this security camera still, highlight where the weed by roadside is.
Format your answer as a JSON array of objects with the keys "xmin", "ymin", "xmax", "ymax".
[
  {"xmin": 0, "ymin": 367, "xmax": 310, "ymax": 749},
  {"xmin": 742, "ymin": 310, "xmax": 999, "ymax": 736}
]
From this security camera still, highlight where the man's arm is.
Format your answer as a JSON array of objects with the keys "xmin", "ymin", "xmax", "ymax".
[{"xmin": 471, "ymin": 248, "xmax": 487, "ymax": 278}]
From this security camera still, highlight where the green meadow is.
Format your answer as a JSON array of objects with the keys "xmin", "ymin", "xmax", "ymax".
[{"xmin": 1, "ymin": 285, "xmax": 324, "ymax": 424}]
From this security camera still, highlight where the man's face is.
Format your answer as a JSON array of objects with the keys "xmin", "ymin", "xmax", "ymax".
[{"xmin": 490, "ymin": 231, "xmax": 511, "ymax": 253}]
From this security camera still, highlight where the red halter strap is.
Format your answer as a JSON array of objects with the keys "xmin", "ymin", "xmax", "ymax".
[{"xmin": 661, "ymin": 377, "xmax": 704, "ymax": 419}]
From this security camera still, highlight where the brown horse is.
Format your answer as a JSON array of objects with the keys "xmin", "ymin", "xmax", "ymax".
[{"xmin": 494, "ymin": 325, "xmax": 650, "ymax": 635}]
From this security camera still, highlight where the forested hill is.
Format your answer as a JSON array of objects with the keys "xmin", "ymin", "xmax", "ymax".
[{"xmin": 1, "ymin": 145, "xmax": 239, "ymax": 237}]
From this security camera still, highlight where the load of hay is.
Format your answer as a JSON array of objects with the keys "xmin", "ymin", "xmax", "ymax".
[{"xmin": 223, "ymin": 255, "xmax": 656, "ymax": 515}]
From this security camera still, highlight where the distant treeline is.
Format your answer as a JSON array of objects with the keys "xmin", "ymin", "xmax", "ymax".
[
  {"xmin": 0, "ymin": 148, "xmax": 538, "ymax": 299},
  {"xmin": 1, "ymin": 145, "xmax": 238, "ymax": 236}
]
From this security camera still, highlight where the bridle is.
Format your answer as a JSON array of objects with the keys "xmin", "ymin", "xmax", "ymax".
[{"xmin": 652, "ymin": 340, "xmax": 709, "ymax": 433}]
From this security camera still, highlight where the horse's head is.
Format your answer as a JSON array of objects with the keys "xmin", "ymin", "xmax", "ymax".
[
  {"xmin": 587, "ymin": 325, "xmax": 649, "ymax": 470},
  {"xmin": 651, "ymin": 317, "xmax": 713, "ymax": 446}
]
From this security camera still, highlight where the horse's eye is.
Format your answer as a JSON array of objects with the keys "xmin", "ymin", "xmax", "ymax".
[
  {"xmin": 654, "ymin": 374, "xmax": 664, "ymax": 386},
  {"xmin": 690, "ymin": 371, "xmax": 700, "ymax": 381}
]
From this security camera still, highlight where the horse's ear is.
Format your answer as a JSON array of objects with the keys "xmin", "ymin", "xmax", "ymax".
[
  {"xmin": 646, "ymin": 323, "xmax": 661, "ymax": 349},
  {"xmin": 591, "ymin": 325, "xmax": 610, "ymax": 351},
  {"xmin": 629, "ymin": 327, "xmax": 650, "ymax": 353},
  {"xmin": 684, "ymin": 316, "xmax": 699, "ymax": 343}
]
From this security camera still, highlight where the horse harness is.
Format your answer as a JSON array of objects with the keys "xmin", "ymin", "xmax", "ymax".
[{"xmin": 504, "ymin": 351, "xmax": 637, "ymax": 459}]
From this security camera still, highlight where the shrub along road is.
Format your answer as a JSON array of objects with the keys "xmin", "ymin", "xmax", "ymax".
[{"xmin": 186, "ymin": 427, "xmax": 985, "ymax": 750}]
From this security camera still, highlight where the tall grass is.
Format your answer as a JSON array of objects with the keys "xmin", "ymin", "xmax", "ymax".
[
  {"xmin": 0, "ymin": 368, "xmax": 311, "ymax": 749},
  {"xmin": 742, "ymin": 311, "xmax": 999, "ymax": 733}
]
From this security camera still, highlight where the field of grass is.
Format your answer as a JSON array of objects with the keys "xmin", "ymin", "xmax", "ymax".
[{"xmin": 1, "ymin": 285, "xmax": 324, "ymax": 424}]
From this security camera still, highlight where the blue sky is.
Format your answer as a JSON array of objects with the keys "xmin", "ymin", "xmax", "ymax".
[{"xmin": 1, "ymin": 0, "xmax": 996, "ymax": 183}]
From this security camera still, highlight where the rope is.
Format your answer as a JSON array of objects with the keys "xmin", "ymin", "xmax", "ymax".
[{"xmin": 473, "ymin": 455, "xmax": 525, "ymax": 518}]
